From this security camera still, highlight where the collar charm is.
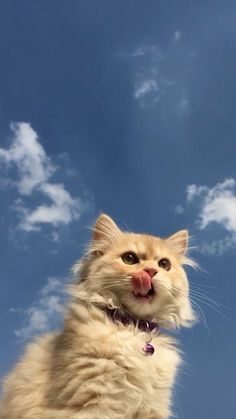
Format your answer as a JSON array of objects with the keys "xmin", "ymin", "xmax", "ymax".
[{"xmin": 143, "ymin": 342, "xmax": 155, "ymax": 356}]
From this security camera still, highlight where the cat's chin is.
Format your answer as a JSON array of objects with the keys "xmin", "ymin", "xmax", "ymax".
[
  {"xmin": 131, "ymin": 291, "xmax": 154, "ymax": 304},
  {"xmin": 133, "ymin": 294, "xmax": 152, "ymax": 303},
  {"xmin": 121, "ymin": 292, "xmax": 159, "ymax": 319}
]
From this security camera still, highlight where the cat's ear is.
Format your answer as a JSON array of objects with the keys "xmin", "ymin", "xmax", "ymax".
[
  {"xmin": 90, "ymin": 214, "xmax": 121, "ymax": 254},
  {"xmin": 166, "ymin": 230, "xmax": 188, "ymax": 258}
]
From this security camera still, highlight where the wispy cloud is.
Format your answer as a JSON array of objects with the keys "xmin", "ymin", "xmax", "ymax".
[
  {"xmin": 134, "ymin": 79, "xmax": 160, "ymax": 104},
  {"xmin": 172, "ymin": 30, "xmax": 182, "ymax": 43},
  {"xmin": 129, "ymin": 45, "xmax": 159, "ymax": 58},
  {"xmin": 120, "ymin": 37, "xmax": 190, "ymax": 112},
  {"xmin": 198, "ymin": 236, "xmax": 236, "ymax": 256},
  {"xmin": 0, "ymin": 122, "xmax": 85, "ymax": 233},
  {"xmin": 185, "ymin": 178, "xmax": 236, "ymax": 255},
  {"xmin": 13, "ymin": 277, "xmax": 66, "ymax": 340},
  {"xmin": 174, "ymin": 205, "xmax": 184, "ymax": 215},
  {"xmin": 177, "ymin": 90, "xmax": 190, "ymax": 114},
  {"xmin": 130, "ymin": 46, "xmax": 172, "ymax": 107}
]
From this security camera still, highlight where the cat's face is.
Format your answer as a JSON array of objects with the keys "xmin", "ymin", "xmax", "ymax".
[{"xmin": 77, "ymin": 214, "xmax": 195, "ymax": 328}]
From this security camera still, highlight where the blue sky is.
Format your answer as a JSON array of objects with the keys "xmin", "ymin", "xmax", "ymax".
[{"xmin": 0, "ymin": 1, "xmax": 236, "ymax": 417}]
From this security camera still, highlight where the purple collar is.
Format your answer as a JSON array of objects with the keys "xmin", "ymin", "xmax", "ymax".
[{"xmin": 105, "ymin": 307, "xmax": 159, "ymax": 333}]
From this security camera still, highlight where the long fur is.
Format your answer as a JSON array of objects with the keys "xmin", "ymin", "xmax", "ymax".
[{"xmin": 1, "ymin": 214, "xmax": 196, "ymax": 418}]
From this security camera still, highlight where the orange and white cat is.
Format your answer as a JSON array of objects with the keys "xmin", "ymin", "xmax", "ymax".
[{"xmin": 1, "ymin": 214, "xmax": 196, "ymax": 419}]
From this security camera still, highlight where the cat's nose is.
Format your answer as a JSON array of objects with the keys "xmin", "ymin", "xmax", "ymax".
[{"xmin": 144, "ymin": 268, "xmax": 158, "ymax": 278}]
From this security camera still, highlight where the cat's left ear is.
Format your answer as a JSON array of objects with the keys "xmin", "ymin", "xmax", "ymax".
[
  {"xmin": 90, "ymin": 213, "xmax": 121, "ymax": 254},
  {"xmin": 166, "ymin": 230, "xmax": 188, "ymax": 258}
]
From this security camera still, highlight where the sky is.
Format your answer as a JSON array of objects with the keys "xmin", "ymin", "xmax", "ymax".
[{"xmin": 0, "ymin": 1, "xmax": 236, "ymax": 417}]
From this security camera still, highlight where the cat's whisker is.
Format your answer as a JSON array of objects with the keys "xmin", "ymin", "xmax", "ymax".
[
  {"xmin": 190, "ymin": 294, "xmax": 236, "ymax": 324},
  {"xmin": 189, "ymin": 287, "xmax": 236, "ymax": 313},
  {"xmin": 99, "ymin": 284, "xmax": 128, "ymax": 293},
  {"xmin": 189, "ymin": 280, "xmax": 221, "ymax": 291},
  {"xmin": 189, "ymin": 286, "xmax": 219, "ymax": 298},
  {"xmin": 172, "ymin": 283, "xmax": 235, "ymax": 326},
  {"xmin": 189, "ymin": 285, "xmax": 220, "ymax": 298},
  {"xmin": 189, "ymin": 290, "xmax": 222, "ymax": 307},
  {"xmin": 167, "ymin": 284, "xmax": 209, "ymax": 331},
  {"xmin": 191, "ymin": 299, "xmax": 209, "ymax": 332},
  {"xmin": 154, "ymin": 281, "xmax": 196, "ymax": 329}
]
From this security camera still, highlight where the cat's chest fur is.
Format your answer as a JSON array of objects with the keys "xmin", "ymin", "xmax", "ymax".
[{"xmin": 48, "ymin": 308, "xmax": 181, "ymax": 417}]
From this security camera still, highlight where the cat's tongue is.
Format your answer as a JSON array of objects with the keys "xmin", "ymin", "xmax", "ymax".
[{"xmin": 131, "ymin": 271, "xmax": 152, "ymax": 296}]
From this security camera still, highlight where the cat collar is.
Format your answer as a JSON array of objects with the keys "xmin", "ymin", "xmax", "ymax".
[{"xmin": 104, "ymin": 307, "xmax": 159, "ymax": 334}]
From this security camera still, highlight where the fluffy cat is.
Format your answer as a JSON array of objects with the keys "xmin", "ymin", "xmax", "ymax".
[{"xmin": 1, "ymin": 214, "xmax": 196, "ymax": 419}]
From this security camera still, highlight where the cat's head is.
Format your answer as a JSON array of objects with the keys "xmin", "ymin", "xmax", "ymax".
[{"xmin": 74, "ymin": 214, "xmax": 196, "ymax": 328}]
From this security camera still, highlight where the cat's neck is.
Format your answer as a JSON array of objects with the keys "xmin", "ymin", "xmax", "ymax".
[{"xmin": 68, "ymin": 285, "xmax": 159, "ymax": 333}]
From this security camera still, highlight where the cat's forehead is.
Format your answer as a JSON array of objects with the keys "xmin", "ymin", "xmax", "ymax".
[{"xmin": 119, "ymin": 232, "xmax": 169, "ymax": 258}]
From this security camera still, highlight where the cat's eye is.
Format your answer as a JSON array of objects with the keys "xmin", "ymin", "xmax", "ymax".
[
  {"xmin": 121, "ymin": 251, "xmax": 139, "ymax": 265},
  {"xmin": 158, "ymin": 258, "xmax": 171, "ymax": 271}
]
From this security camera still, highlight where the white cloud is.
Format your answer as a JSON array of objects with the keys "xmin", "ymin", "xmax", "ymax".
[
  {"xmin": 0, "ymin": 122, "xmax": 55, "ymax": 195},
  {"xmin": 174, "ymin": 205, "xmax": 184, "ymax": 215},
  {"xmin": 19, "ymin": 183, "xmax": 81, "ymax": 232},
  {"xmin": 185, "ymin": 178, "xmax": 236, "ymax": 255},
  {"xmin": 134, "ymin": 79, "xmax": 160, "ymax": 100},
  {"xmin": 186, "ymin": 184, "xmax": 208, "ymax": 202},
  {"xmin": 39, "ymin": 277, "xmax": 63, "ymax": 297},
  {"xmin": 14, "ymin": 277, "xmax": 66, "ymax": 340},
  {"xmin": 0, "ymin": 122, "xmax": 84, "ymax": 233},
  {"xmin": 173, "ymin": 31, "xmax": 182, "ymax": 43},
  {"xmin": 186, "ymin": 178, "xmax": 236, "ymax": 232}
]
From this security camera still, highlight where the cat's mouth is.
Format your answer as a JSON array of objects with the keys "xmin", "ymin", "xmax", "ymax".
[{"xmin": 133, "ymin": 284, "xmax": 155, "ymax": 302}]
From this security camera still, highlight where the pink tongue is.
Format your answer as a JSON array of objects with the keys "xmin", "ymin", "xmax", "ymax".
[{"xmin": 131, "ymin": 271, "xmax": 152, "ymax": 295}]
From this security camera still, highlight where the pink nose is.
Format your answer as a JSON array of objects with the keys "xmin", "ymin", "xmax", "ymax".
[{"xmin": 144, "ymin": 268, "xmax": 158, "ymax": 278}]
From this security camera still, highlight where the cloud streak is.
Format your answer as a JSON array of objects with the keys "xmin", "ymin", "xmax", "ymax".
[{"xmin": 121, "ymin": 38, "xmax": 190, "ymax": 112}]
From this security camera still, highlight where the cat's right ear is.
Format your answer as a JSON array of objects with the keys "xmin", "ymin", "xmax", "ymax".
[
  {"xmin": 166, "ymin": 230, "xmax": 188, "ymax": 259},
  {"xmin": 90, "ymin": 214, "xmax": 121, "ymax": 254}
]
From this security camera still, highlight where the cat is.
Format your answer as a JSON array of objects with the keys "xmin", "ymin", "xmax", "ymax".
[{"xmin": 1, "ymin": 214, "xmax": 196, "ymax": 419}]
